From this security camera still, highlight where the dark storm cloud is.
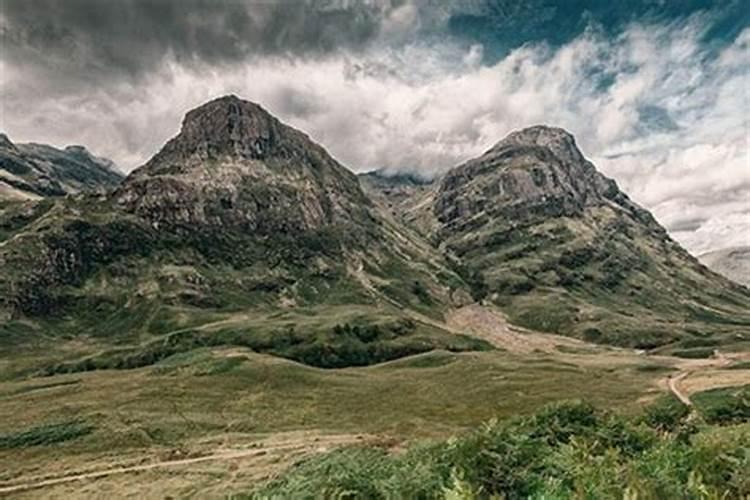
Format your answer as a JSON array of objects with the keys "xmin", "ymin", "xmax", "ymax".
[
  {"xmin": 0, "ymin": 0, "xmax": 398, "ymax": 81},
  {"xmin": 0, "ymin": 0, "xmax": 747, "ymax": 255}
]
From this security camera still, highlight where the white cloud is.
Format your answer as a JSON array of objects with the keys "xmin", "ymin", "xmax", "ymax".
[{"xmin": 0, "ymin": 18, "xmax": 747, "ymax": 255}]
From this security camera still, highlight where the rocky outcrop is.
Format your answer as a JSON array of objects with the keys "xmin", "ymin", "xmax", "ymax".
[
  {"xmin": 434, "ymin": 126, "xmax": 660, "ymax": 235},
  {"xmin": 116, "ymin": 95, "xmax": 372, "ymax": 233}
]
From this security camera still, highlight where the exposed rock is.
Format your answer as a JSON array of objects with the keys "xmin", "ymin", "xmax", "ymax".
[
  {"xmin": 423, "ymin": 125, "xmax": 750, "ymax": 347},
  {"xmin": 116, "ymin": 95, "xmax": 372, "ymax": 233},
  {"xmin": 434, "ymin": 125, "xmax": 660, "ymax": 235}
]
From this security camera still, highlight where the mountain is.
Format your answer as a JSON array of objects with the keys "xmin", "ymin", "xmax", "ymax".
[
  {"xmin": 0, "ymin": 96, "xmax": 477, "ymax": 369},
  {"xmin": 699, "ymin": 246, "xmax": 750, "ymax": 288},
  {"xmin": 1, "ymin": 100, "xmax": 748, "ymax": 370},
  {"xmin": 410, "ymin": 126, "xmax": 750, "ymax": 349},
  {"xmin": 116, "ymin": 96, "xmax": 372, "ymax": 233},
  {"xmin": 0, "ymin": 133, "xmax": 123, "ymax": 200}
]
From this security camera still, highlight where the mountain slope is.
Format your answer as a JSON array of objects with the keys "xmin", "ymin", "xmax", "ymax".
[
  {"xmin": 358, "ymin": 170, "xmax": 433, "ymax": 217},
  {"xmin": 0, "ymin": 133, "xmax": 123, "ymax": 200},
  {"xmin": 418, "ymin": 126, "xmax": 750, "ymax": 349},
  {"xmin": 0, "ymin": 96, "xmax": 477, "ymax": 368},
  {"xmin": 1, "ymin": 103, "xmax": 747, "ymax": 363},
  {"xmin": 699, "ymin": 246, "xmax": 750, "ymax": 288},
  {"xmin": 117, "ymin": 96, "xmax": 373, "ymax": 233}
]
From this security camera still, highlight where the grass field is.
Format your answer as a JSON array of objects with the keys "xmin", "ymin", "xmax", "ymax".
[
  {"xmin": 0, "ymin": 341, "xmax": 672, "ymax": 497},
  {"xmin": 0, "ymin": 303, "xmax": 747, "ymax": 498}
]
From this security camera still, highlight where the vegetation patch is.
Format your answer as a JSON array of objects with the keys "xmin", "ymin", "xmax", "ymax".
[
  {"xmin": 250, "ymin": 401, "xmax": 749, "ymax": 499},
  {"xmin": 0, "ymin": 420, "xmax": 94, "ymax": 449},
  {"xmin": 1, "ymin": 378, "xmax": 80, "ymax": 397},
  {"xmin": 39, "ymin": 318, "xmax": 492, "ymax": 374},
  {"xmin": 692, "ymin": 385, "xmax": 750, "ymax": 425},
  {"xmin": 671, "ymin": 348, "xmax": 715, "ymax": 359}
]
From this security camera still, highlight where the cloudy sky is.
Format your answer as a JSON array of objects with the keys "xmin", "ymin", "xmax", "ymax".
[{"xmin": 0, "ymin": 0, "xmax": 748, "ymax": 255}]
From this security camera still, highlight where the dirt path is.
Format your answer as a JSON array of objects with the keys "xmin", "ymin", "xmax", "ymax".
[
  {"xmin": 668, "ymin": 371, "xmax": 692, "ymax": 406},
  {"xmin": 0, "ymin": 433, "xmax": 367, "ymax": 496},
  {"xmin": 666, "ymin": 350, "xmax": 735, "ymax": 407}
]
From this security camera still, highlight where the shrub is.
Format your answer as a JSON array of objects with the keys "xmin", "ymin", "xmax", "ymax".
[
  {"xmin": 641, "ymin": 395, "xmax": 690, "ymax": 432},
  {"xmin": 693, "ymin": 385, "xmax": 750, "ymax": 425},
  {"xmin": 252, "ymin": 401, "xmax": 750, "ymax": 499},
  {"xmin": 0, "ymin": 421, "xmax": 94, "ymax": 449},
  {"xmin": 582, "ymin": 327, "xmax": 603, "ymax": 342},
  {"xmin": 411, "ymin": 280, "xmax": 432, "ymax": 304}
]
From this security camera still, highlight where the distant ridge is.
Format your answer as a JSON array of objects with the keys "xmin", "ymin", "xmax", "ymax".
[{"xmin": 0, "ymin": 133, "xmax": 123, "ymax": 200}]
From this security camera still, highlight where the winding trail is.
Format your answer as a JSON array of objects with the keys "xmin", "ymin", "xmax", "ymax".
[
  {"xmin": 667, "ymin": 371, "xmax": 692, "ymax": 406},
  {"xmin": 0, "ymin": 433, "xmax": 367, "ymax": 496},
  {"xmin": 666, "ymin": 350, "xmax": 733, "ymax": 408}
]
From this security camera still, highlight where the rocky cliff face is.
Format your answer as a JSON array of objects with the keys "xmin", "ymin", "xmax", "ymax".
[
  {"xmin": 434, "ymin": 126, "xmax": 660, "ymax": 235},
  {"xmin": 0, "ymin": 96, "xmax": 460, "ymax": 323},
  {"xmin": 0, "ymin": 133, "xmax": 123, "ymax": 200},
  {"xmin": 423, "ymin": 126, "xmax": 750, "ymax": 348},
  {"xmin": 116, "ymin": 95, "xmax": 371, "ymax": 234}
]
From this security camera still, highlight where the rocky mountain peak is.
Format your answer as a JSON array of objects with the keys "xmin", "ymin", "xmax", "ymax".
[
  {"xmin": 495, "ymin": 125, "xmax": 574, "ymax": 147},
  {"xmin": 487, "ymin": 125, "xmax": 585, "ymax": 167},
  {"xmin": 434, "ymin": 126, "xmax": 657, "ymax": 233},
  {"xmin": 0, "ymin": 133, "xmax": 122, "ymax": 200},
  {"xmin": 117, "ymin": 95, "xmax": 370, "ymax": 233},
  {"xmin": 158, "ymin": 94, "xmax": 297, "ymax": 162}
]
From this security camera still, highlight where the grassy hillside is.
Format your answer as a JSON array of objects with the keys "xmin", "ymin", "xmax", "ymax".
[
  {"xmin": 0, "ymin": 191, "xmax": 468, "ymax": 351},
  {"xmin": 443, "ymin": 206, "xmax": 750, "ymax": 351}
]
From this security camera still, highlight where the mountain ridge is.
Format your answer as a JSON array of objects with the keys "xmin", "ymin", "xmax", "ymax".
[
  {"xmin": 0, "ymin": 133, "xmax": 123, "ymax": 200},
  {"xmin": 0, "ymin": 97, "xmax": 471, "ymax": 370},
  {"xmin": 1, "ymin": 96, "xmax": 748, "ymax": 361}
]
